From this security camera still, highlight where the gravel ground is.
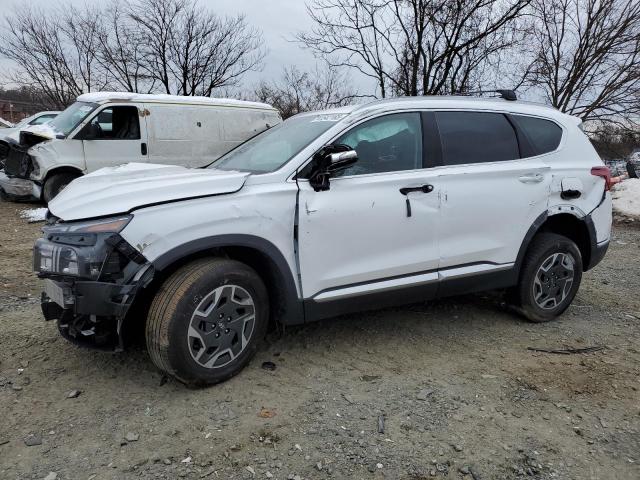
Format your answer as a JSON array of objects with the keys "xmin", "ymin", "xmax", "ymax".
[{"xmin": 0, "ymin": 198, "xmax": 639, "ymax": 480}]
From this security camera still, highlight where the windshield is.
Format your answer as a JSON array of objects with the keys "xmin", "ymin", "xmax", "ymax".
[
  {"xmin": 49, "ymin": 101, "xmax": 98, "ymax": 137},
  {"xmin": 211, "ymin": 113, "xmax": 348, "ymax": 173}
]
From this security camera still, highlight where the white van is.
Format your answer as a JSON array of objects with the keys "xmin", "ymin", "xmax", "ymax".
[{"xmin": 0, "ymin": 93, "xmax": 281, "ymax": 202}]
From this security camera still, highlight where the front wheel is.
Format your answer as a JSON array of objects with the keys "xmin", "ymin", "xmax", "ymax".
[
  {"xmin": 512, "ymin": 233, "xmax": 583, "ymax": 323},
  {"xmin": 43, "ymin": 172, "xmax": 79, "ymax": 203},
  {"xmin": 146, "ymin": 258, "xmax": 269, "ymax": 386}
]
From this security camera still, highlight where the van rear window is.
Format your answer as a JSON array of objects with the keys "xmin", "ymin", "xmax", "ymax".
[{"xmin": 511, "ymin": 115, "xmax": 562, "ymax": 156}]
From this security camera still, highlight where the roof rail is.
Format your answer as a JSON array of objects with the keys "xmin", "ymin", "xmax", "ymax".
[{"xmin": 460, "ymin": 89, "xmax": 517, "ymax": 101}]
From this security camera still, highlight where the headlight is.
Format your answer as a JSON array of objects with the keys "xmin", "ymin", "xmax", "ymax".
[{"xmin": 33, "ymin": 215, "xmax": 135, "ymax": 279}]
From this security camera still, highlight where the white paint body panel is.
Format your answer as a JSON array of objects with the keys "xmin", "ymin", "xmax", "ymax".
[
  {"xmin": 48, "ymin": 163, "xmax": 249, "ymax": 221},
  {"xmin": 436, "ymin": 160, "xmax": 551, "ymax": 268},
  {"xmin": 298, "ymin": 170, "xmax": 440, "ymax": 298}
]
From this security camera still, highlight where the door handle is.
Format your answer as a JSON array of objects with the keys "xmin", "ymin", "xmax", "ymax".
[
  {"xmin": 399, "ymin": 184, "xmax": 434, "ymax": 195},
  {"xmin": 399, "ymin": 184, "xmax": 434, "ymax": 217},
  {"xmin": 141, "ymin": 142, "xmax": 148, "ymax": 156},
  {"xmin": 518, "ymin": 173, "xmax": 544, "ymax": 183}
]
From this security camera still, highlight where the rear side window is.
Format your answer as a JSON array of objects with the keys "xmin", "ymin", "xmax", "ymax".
[
  {"xmin": 435, "ymin": 111, "xmax": 519, "ymax": 165},
  {"xmin": 511, "ymin": 115, "xmax": 562, "ymax": 156}
]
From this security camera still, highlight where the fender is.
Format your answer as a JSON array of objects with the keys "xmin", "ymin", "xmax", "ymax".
[
  {"xmin": 151, "ymin": 234, "xmax": 305, "ymax": 325},
  {"xmin": 514, "ymin": 209, "xmax": 599, "ymax": 276}
]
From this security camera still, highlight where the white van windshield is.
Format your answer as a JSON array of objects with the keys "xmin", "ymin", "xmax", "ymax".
[
  {"xmin": 211, "ymin": 113, "xmax": 347, "ymax": 173},
  {"xmin": 49, "ymin": 101, "xmax": 98, "ymax": 137}
]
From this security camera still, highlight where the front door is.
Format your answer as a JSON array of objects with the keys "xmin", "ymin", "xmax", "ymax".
[
  {"xmin": 297, "ymin": 112, "xmax": 440, "ymax": 301},
  {"xmin": 82, "ymin": 105, "xmax": 148, "ymax": 172}
]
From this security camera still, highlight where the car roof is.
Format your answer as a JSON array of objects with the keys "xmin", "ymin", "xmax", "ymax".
[
  {"xmin": 76, "ymin": 92, "xmax": 278, "ymax": 112},
  {"xmin": 299, "ymin": 96, "xmax": 579, "ymax": 125}
]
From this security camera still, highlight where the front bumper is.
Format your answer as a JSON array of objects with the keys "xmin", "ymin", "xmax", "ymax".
[
  {"xmin": 35, "ymin": 229, "xmax": 153, "ymax": 350},
  {"xmin": 0, "ymin": 171, "xmax": 41, "ymax": 200}
]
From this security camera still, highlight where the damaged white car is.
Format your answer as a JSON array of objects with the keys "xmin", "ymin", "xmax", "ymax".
[
  {"xmin": 0, "ymin": 93, "xmax": 281, "ymax": 202},
  {"xmin": 34, "ymin": 93, "xmax": 612, "ymax": 386}
]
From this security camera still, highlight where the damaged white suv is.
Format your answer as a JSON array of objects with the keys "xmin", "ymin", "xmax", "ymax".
[{"xmin": 34, "ymin": 94, "xmax": 612, "ymax": 386}]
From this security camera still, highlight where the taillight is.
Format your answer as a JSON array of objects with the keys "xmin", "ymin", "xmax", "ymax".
[{"xmin": 591, "ymin": 166, "xmax": 611, "ymax": 191}]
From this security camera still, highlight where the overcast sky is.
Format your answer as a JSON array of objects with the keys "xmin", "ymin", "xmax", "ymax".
[{"xmin": 2, "ymin": 0, "xmax": 372, "ymax": 94}]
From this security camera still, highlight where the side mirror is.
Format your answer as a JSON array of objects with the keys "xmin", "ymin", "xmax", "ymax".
[{"xmin": 309, "ymin": 144, "xmax": 358, "ymax": 192}]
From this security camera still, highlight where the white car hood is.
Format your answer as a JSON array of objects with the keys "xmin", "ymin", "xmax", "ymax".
[{"xmin": 48, "ymin": 163, "xmax": 250, "ymax": 221}]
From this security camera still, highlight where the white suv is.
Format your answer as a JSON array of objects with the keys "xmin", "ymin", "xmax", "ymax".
[{"xmin": 34, "ymin": 95, "xmax": 612, "ymax": 386}]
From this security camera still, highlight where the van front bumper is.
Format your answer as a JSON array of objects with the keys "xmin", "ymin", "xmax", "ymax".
[{"xmin": 0, "ymin": 171, "xmax": 41, "ymax": 200}]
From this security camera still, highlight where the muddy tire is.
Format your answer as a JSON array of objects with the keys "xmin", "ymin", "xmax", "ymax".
[
  {"xmin": 43, "ymin": 172, "xmax": 79, "ymax": 203},
  {"xmin": 512, "ymin": 233, "xmax": 582, "ymax": 323},
  {"xmin": 146, "ymin": 258, "xmax": 269, "ymax": 386}
]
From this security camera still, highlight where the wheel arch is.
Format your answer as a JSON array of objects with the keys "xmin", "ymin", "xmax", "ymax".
[
  {"xmin": 516, "ymin": 211, "xmax": 596, "ymax": 276},
  {"xmin": 42, "ymin": 165, "xmax": 83, "ymax": 184},
  {"xmin": 145, "ymin": 235, "xmax": 304, "ymax": 326}
]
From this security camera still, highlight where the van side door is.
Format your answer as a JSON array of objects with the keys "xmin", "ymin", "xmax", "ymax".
[{"xmin": 78, "ymin": 104, "xmax": 148, "ymax": 172}]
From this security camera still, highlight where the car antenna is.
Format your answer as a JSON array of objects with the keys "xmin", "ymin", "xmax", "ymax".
[{"xmin": 459, "ymin": 89, "xmax": 518, "ymax": 101}]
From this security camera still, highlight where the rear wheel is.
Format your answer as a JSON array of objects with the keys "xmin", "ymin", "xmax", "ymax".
[
  {"xmin": 512, "ymin": 233, "xmax": 582, "ymax": 322},
  {"xmin": 146, "ymin": 258, "xmax": 269, "ymax": 386},
  {"xmin": 43, "ymin": 172, "xmax": 79, "ymax": 203}
]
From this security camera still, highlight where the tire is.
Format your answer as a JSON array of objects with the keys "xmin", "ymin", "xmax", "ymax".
[
  {"xmin": 43, "ymin": 172, "xmax": 79, "ymax": 203},
  {"xmin": 512, "ymin": 233, "xmax": 583, "ymax": 323},
  {"xmin": 146, "ymin": 258, "xmax": 269, "ymax": 386}
]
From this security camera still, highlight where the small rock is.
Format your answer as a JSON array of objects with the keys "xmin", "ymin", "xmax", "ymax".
[
  {"xmin": 24, "ymin": 434, "xmax": 42, "ymax": 447},
  {"xmin": 67, "ymin": 389, "xmax": 81, "ymax": 399},
  {"xmin": 459, "ymin": 466, "xmax": 470, "ymax": 475},
  {"xmin": 43, "ymin": 473, "xmax": 57, "ymax": 480},
  {"xmin": 416, "ymin": 388, "xmax": 434, "ymax": 400},
  {"xmin": 181, "ymin": 456, "xmax": 192, "ymax": 464},
  {"xmin": 12, "ymin": 385, "xmax": 23, "ymax": 391},
  {"xmin": 125, "ymin": 432, "xmax": 139, "ymax": 442},
  {"xmin": 246, "ymin": 466, "xmax": 255, "ymax": 475},
  {"xmin": 163, "ymin": 459, "xmax": 172, "ymax": 465},
  {"xmin": 261, "ymin": 361, "xmax": 276, "ymax": 371},
  {"xmin": 316, "ymin": 462, "xmax": 323, "ymax": 471},
  {"xmin": 265, "ymin": 472, "xmax": 273, "ymax": 479},
  {"xmin": 376, "ymin": 463, "xmax": 383, "ymax": 469},
  {"xmin": 454, "ymin": 444, "xmax": 463, "ymax": 452}
]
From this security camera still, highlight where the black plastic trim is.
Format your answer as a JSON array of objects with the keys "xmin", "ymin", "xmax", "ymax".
[{"xmin": 152, "ymin": 234, "xmax": 304, "ymax": 325}]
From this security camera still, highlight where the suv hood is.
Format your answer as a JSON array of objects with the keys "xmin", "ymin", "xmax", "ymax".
[{"xmin": 48, "ymin": 163, "xmax": 250, "ymax": 221}]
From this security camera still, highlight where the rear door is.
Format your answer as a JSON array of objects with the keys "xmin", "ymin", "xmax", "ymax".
[
  {"xmin": 81, "ymin": 104, "xmax": 148, "ymax": 172},
  {"xmin": 433, "ymin": 111, "xmax": 551, "ymax": 270}
]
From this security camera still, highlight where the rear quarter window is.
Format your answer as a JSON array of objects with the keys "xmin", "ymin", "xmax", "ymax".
[{"xmin": 511, "ymin": 115, "xmax": 562, "ymax": 156}]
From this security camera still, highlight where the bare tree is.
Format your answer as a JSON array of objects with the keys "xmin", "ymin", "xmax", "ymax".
[
  {"xmin": 0, "ymin": 5, "xmax": 94, "ymax": 107},
  {"xmin": 1, "ymin": 0, "xmax": 265, "ymax": 104},
  {"xmin": 130, "ymin": 0, "xmax": 265, "ymax": 96},
  {"xmin": 254, "ymin": 65, "xmax": 363, "ymax": 118},
  {"xmin": 97, "ymin": 1, "xmax": 156, "ymax": 93},
  {"xmin": 522, "ymin": 0, "xmax": 640, "ymax": 127},
  {"xmin": 297, "ymin": 0, "xmax": 531, "ymax": 98}
]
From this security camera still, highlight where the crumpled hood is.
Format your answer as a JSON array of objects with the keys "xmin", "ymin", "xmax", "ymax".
[{"xmin": 48, "ymin": 163, "xmax": 250, "ymax": 221}]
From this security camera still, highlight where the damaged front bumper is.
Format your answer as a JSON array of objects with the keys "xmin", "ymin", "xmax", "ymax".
[
  {"xmin": 34, "ymin": 217, "xmax": 153, "ymax": 350},
  {"xmin": 0, "ymin": 171, "xmax": 41, "ymax": 200}
]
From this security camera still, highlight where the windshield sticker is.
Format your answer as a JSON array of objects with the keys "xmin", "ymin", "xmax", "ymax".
[
  {"xmin": 311, "ymin": 113, "xmax": 348, "ymax": 122},
  {"xmin": 78, "ymin": 106, "xmax": 93, "ymax": 113}
]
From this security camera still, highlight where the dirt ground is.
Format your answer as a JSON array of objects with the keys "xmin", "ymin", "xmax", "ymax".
[{"xmin": 0, "ymin": 198, "xmax": 639, "ymax": 480}]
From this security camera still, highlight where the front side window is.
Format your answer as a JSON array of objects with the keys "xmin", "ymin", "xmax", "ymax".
[
  {"xmin": 50, "ymin": 101, "xmax": 98, "ymax": 137},
  {"xmin": 333, "ymin": 112, "xmax": 423, "ymax": 176},
  {"xmin": 86, "ymin": 106, "xmax": 140, "ymax": 140},
  {"xmin": 29, "ymin": 114, "xmax": 56, "ymax": 125},
  {"xmin": 212, "ymin": 113, "xmax": 346, "ymax": 173},
  {"xmin": 511, "ymin": 115, "xmax": 562, "ymax": 156},
  {"xmin": 435, "ymin": 111, "xmax": 520, "ymax": 165}
]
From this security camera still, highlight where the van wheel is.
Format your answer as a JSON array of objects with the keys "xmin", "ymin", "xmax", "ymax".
[
  {"xmin": 43, "ymin": 172, "xmax": 79, "ymax": 203},
  {"xmin": 146, "ymin": 258, "xmax": 269, "ymax": 386},
  {"xmin": 512, "ymin": 233, "xmax": 582, "ymax": 323}
]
